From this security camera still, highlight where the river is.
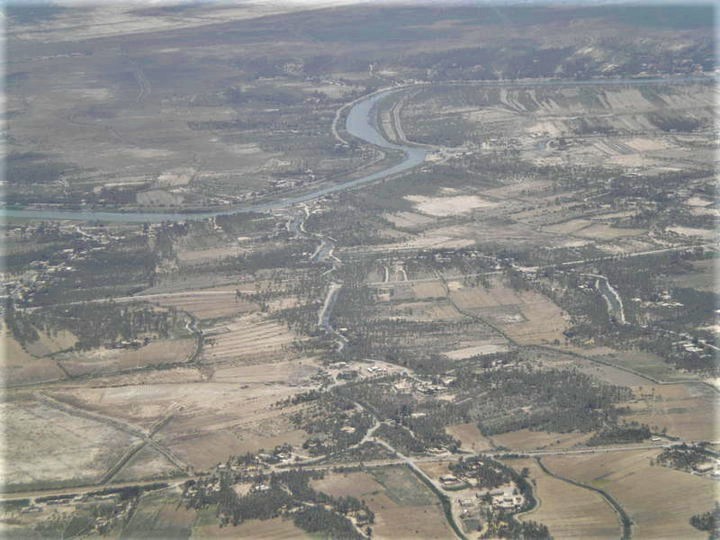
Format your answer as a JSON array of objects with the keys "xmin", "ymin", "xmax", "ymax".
[
  {"xmin": 0, "ymin": 89, "xmax": 426, "ymax": 223},
  {"xmin": 4, "ymin": 75, "xmax": 711, "ymax": 224}
]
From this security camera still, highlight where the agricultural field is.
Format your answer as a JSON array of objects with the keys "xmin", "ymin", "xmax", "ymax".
[
  {"xmin": 509, "ymin": 458, "xmax": 620, "ymax": 540},
  {"xmin": 543, "ymin": 449, "xmax": 717, "ymax": 539},
  {"xmin": 312, "ymin": 467, "xmax": 455, "ymax": 539},
  {"xmin": 1, "ymin": 400, "xmax": 141, "ymax": 491},
  {"xmin": 1, "ymin": 2, "xmax": 716, "ymax": 538},
  {"xmin": 445, "ymin": 423, "xmax": 495, "ymax": 452},
  {"xmin": 623, "ymin": 383, "xmax": 718, "ymax": 442}
]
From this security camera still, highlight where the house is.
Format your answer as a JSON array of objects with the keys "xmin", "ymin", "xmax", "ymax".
[{"xmin": 693, "ymin": 462, "xmax": 715, "ymax": 474}]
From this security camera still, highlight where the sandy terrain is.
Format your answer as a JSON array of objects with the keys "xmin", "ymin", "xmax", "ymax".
[
  {"xmin": 443, "ymin": 341, "xmax": 510, "ymax": 359},
  {"xmin": 406, "ymin": 194, "xmax": 497, "ymax": 217},
  {"xmin": 2, "ymin": 401, "xmax": 140, "ymax": 489}
]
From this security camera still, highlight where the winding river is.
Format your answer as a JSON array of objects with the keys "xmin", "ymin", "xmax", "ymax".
[
  {"xmin": 2, "ymin": 75, "xmax": 712, "ymax": 224},
  {"xmin": 0, "ymin": 88, "xmax": 426, "ymax": 223}
]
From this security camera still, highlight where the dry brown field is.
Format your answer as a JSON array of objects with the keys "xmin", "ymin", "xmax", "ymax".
[
  {"xmin": 153, "ymin": 288, "xmax": 257, "ymax": 320},
  {"xmin": 1, "ymin": 328, "xmax": 65, "ymax": 386},
  {"xmin": 48, "ymin": 379, "xmax": 308, "ymax": 471},
  {"xmin": 417, "ymin": 460, "xmax": 456, "ymax": 483},
  {"xmin": 445, "ymin": 422, "xmax": 495, "ymax": 452},
  {"xmin": 58, "ymin": 337, "xmax": 196, "ymax": 377},
  {"xmin": 112, "ymin": 445, "xmax": 180, "ymax": 483},
  {"xmin": 193, "ymin": 516, "xmax": 312, "ymax": 539},
  {"xmin": 491, "ymin": 429, "xmax": 591, "ymax": 451},
  {"xmin": 622, "ymin": 383, "xmax": 718, "ymax": 442},
  {"xmin": 510, "ymin": 458, "xmax": 620, "ymax": 539},
  {"xmin": 202, "ymin": 314, "xmax": 301, "ymax": 366},
  {"xmin": 311, "ymin": 471, "xmax": 386, "ymax": 499},
  {"xmin": 312, "ymin": 469, "xmax": 455, "ymax": 539},
  {"xmin": 450, "ymin": 279, "xmax": 569, "ymax": 345},
  {"xmin": 543, "ymin": 449, "xmax": 716, "ymax": 539},
  {"xmin": 669, "ymin": 258, "xmax": 716, "ymax": 292},
  {"xmin": 443, "ymin": 340, "xmax": 509, "ymax": 360},
  {"xmin": 383, "ymin": 300, "xmax": 465, "ymax": 322},
  {"xmin": 1, "ymin": 400, "xmax": 140, "ymax": 490},
  {"xmin": 21, "ymin": 328, "xmax": 77, "ymax": 358}
]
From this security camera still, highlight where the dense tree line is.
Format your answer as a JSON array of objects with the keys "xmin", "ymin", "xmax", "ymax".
[
  {"xmin": 183, "ymin": 469, "xmax": 372, "ymax": 537},
  {"xmin": 452, "ymin": 366, "xmax": 631, "ymax": 435},
  {"xmin": 656, "ymin": 444, "xmax": 713, "ymax": 472},
  {"xmin": 587, "ymin": 422, "xmax": 651, "ymax": 446},
  {"xmin": 690, "ymin": 505, "xmax": 720, "ymax": 539}
]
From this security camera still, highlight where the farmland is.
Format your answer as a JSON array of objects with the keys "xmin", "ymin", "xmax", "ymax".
[
  {"xmin": 543, "ymin": 449, "xmax": 717, "ymax": 539},
  {"xmin": 508, "ymin": 458, "xmax": 619, "ymax": 539},
  {"xmin": 312, "ymin": 467, "xmax": 455, "ymax": 539},
  {"xmin": 1, "ymin": 2, "xmax": 716, "ymax": 538}
]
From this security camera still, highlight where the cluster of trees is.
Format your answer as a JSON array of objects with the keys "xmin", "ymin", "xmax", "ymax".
[
  {"xmin": 452, "ymin": 366, "xmax": 631, "ymax": 435},
  {"xmin": 5, "ymin": 152, "xmax": 69, "ymax": 185},
  {"xmin": 656, "ymin": 444, "xmax": 712, "ymax": 472},
  {"xmin": 450, "ymin": 456, "xmax": 514, "ymax": 489},
  {"xmin": 480, "ymin": 512, "xmax": 552, "ymax": 540},
  {"xmin": 183, "ymin": 469, "xmax": 373, "ymax": 537},
  {"xmin": 27, "ymin": 239, "xmax": 159, "ymax": 306},
  {"xmin": 587, "ymin": 422, "xmax": 651, "ymax": 446},
  {"xmin": 336, "ymin": 377, "xmax": 460, "ymax": 452},
  {"xmin": 374, "ymin": 423, "xmax": 425, "ymax": 455},
  {"xmin": 690, "ymin": 505, "xmax": 719, "ymax": 538},
  {"xmin": 218, "ymin": 244, "xmax": 313, "ymax": 275},
  {"xmin": 4, "ymin": 298, "xmax": 39, "ymax": 346},
  {"xmin": 535, "ymin": 249, "xmax": 718, "ymax": 375},
  {"xmin": 304, "ymin": 205, "xmax": 395, "ymax": 248},
  {"xmin": 291, "ymin": 396, "xmax": 375, "ymax": 456},
  {"xmin": 402, "ymin": 248, "xmax": 498, "ymax": 285},
  {"xmin": 27, "ymin": 302, "xmax": 186, "ymax": 351},
  {"xmin": 292, "ymin": 506, "xmax": 364, "ymax": 539}
]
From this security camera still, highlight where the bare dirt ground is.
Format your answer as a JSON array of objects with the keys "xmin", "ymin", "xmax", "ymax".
[
  {"xmin": 1, "ymin": 400, "xmax": 140, "ymax": 490},
  {"xmin": 58, "ymin": 338, "xmax": 196, "ymax": 377},
  {"xmin": 445, "ymin": 422, "xmax": 495, "ymax": 452},
  {"xmin": 202, "ymin": 314, "xmax": 304, "ymax": 366}
]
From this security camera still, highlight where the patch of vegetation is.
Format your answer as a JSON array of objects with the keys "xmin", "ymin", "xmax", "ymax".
[
  {"xmin": 290, "ymin": 396, "xmax": 375, "ymax": 456},
  {"xmin": 450, "ymin": 456, "xmax": 515, "ymax": 490},
  {"xmin": 293, "ymin": 506, "xmax": 362, "ymax": 539},
  {"xmin": 375, "ymin": 423, "xmax": 425, "ymax": 455},
  {"xmin": 690, "ymin": 505, "xmax": 720, "ymax": 539},
  {"xmin": 587, "ymin": 422, "xmax": 651, "ymax": 446},
  {"xmin": 656, "ymin": 444, "xmax": 714, "ymax": 472},
  {"xmin": 453, "ymin": 366, "xmax": 632, "ymax": 435},
  {"xmin": 5, "ymin": 153, "xmax": 71, "ymax": 185},
  {"xmin": 183, "ymin": 468, "xmax": 372, "ymax": 537}
]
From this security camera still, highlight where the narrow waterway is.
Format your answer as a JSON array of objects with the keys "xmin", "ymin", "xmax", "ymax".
[
  {"xmin": 1, "ymin": 88, "xmax": 426, "ymax": 223},
  {"xmin": 4, "ymin": 75, "xmax": 710, "ymax": 224}
]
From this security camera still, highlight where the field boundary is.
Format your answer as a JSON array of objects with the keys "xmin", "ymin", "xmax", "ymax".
[
  {"xmin": 403, "ymin": 463, "xmax": 468, "ymax": 540},
  {"xmin": 535, "ymin": 457, "xmax": 632, "ymax": 540},
  {"xmin": 531, "ymin": 344, "xmax": 719, "ymax": 395}
]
